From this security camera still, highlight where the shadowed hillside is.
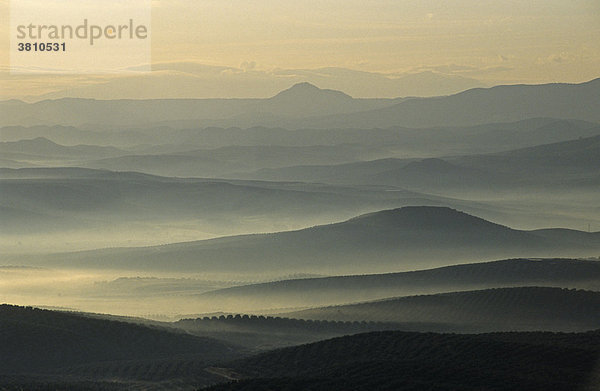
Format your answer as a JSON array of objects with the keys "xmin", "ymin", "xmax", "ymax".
[
  {"xmin": 174, "ymin": 315, "xmax": 420, "ymax": 350},
  {"xmin": 284, "ymin": 287, "xmax": 600, "ymax": 332},
  {"xmin": 0, "ymin": 305, "xmax": 245, "ymax": 390},
  {"xmin": 0, "ymin": 304, "xmax": 241, "ymax": 373},
  {"xmin": 200, "ymin": 258, "xmax": 600, "ymax": 308},
  {"xmin": 203, "ymin": 330, "xmax": 600, "ymax": 391}
]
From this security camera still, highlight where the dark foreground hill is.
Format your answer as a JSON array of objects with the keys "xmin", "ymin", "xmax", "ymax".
[
  {"xmin": 201, "ymin": 258, "xmax": 600, "ymax": 308},
  {"xmin": 14, "ymin": 206, "xmax": 600, "ymax": 274},
  {"xmin": 0, "ymin": 305, "xmax": 244, "ymax": 389},
  {"xmin": 204, "ymin": 330, "xmax": 600, "ymax": 391},
  {"xmin": 2, "ymin": 305, "xmax": 600, "ymax": 390},
  {"xmin": 174, "ymin": 315, "xmax": 415, "ymax": 350},
  {"xmin": 284, "ymin": 287, "xmax": 600, "ymax": 332}
]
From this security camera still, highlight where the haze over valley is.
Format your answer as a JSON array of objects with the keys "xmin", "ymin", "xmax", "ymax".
[{"xmin": 2, "ymin": 75, "xmax": 599, "ymax": 389}]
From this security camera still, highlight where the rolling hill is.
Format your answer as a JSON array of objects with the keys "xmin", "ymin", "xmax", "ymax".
[
  {"xmin": 200, "ymin": 258, "xmax": 600, "ymax": 308},
  {"xmin": 284, "ymin": 287, "xmax": 600, "ymax": 332},
  {"xmin": 364, "ymin": 134, "xmax": 600, "ymax": 190},
  {"xmin": 204, "ymin": 329, "xmax": 600, "ymax": 391},
  {"xmin": 0, "ymin": 304, "xmax": 243, "ymax": 388},
  {"xmin": 243, "ymin": 133, "xmax": 600, "ymax": 190},
  {"xmin": 82, "ymin": 144, "xmax": 375, "ymax": 178},
  {"xmin": 7, "ymin": 207, "xmax": 600, "ymax": 274},
  {"xmin": 174, "ymin": 315, "xmax": 410, "ymax": 350},
  {"xmin": 4, "ymin": 305, "xmax": 598, "ymax": 390}
]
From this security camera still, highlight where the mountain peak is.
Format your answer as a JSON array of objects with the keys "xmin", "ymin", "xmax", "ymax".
[
  {"xmin": 289, "ymin": 82, "xmax": 320, "ymax": 90},
  {"xmin": 270, "ymin": 82, "xmax": 353, "ymax": 101}
]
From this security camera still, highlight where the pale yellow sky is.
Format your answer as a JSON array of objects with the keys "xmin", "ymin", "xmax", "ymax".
[{"xmin": 1, "ymin": 0, "xmax": 599, "ymax": 99}]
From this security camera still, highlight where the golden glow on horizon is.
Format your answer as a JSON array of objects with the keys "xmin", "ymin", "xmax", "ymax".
[{"xmin": 1, "ymin": 0, "xmax": 599, "ymax": 99}]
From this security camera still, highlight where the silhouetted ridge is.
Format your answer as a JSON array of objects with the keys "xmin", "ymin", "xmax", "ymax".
[
  {"xmin": 301, "ymin": 77, "xmax": 600, "ymax": 128},
  {"xmin": 3, "ymin": 78, "xmax": 598, "ymax": 127}
]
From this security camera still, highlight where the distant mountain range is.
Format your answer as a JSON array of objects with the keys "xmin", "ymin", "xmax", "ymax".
[
  {"xmin": 369, "ymin": 134, "xmax": 600, "ymax": 190},
  {"xmin": 8, "ymin": 207, "xmax": 599, "ymax": 274},
  {"xmin": 0, "ymin": 83, "xmax": 394, "ymax": 127},
  {"xmin": 4, "ymin": 131, "xmax": 596, "ymax": 190},
  {"xmin": 0, "ymin": 137, "xmax": 127, "ymax": 161},
  {"xmin": 4, "ymin": 118, "xmax": 599, "ymax": 179},
  {"xmin": 245, "ymin": 133, "xmax": 600, "ymax": 191},
  {"xmin": 3, "ymin": 118, "xmax": 598, "ymax": 157},
  {"xmin": 81, "ymin": 144, "xmax": 377, "ymax": 178},
  {"xmin": 2, "ymin": 79, "xmax": 598, "ymax": 128},
  {"xmin": 302, "ymin": 78, "xmax": 600, "ymax": 129},
  {"xmin": 18, "ymin": 66, "xmax": 485, "ymax": 101}
]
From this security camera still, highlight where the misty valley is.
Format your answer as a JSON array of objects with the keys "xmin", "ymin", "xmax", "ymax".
[{"xmin": 1, "ymin": 80, "xmax": 600, "ymax": 390}]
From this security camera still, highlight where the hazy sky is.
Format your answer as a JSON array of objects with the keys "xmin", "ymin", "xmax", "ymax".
[{"xmin": 1, "ymin": 0, "xmax": 599, "ymax": 99}]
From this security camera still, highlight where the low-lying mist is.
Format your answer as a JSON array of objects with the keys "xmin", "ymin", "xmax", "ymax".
[
  {"xmin": 0, "ymin": 266, "xmax": 239, "ymax": 319},
  {"xmin": 0, "ymin": 212, "xmax": 357, "ymax": 254},
  {"xmin": 3, "ymin": 258, "xmax": 600, "ymax": 320},
  {"xmin": 0, "ymin": 266, "xmax": 330, "ymax": 319}
]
